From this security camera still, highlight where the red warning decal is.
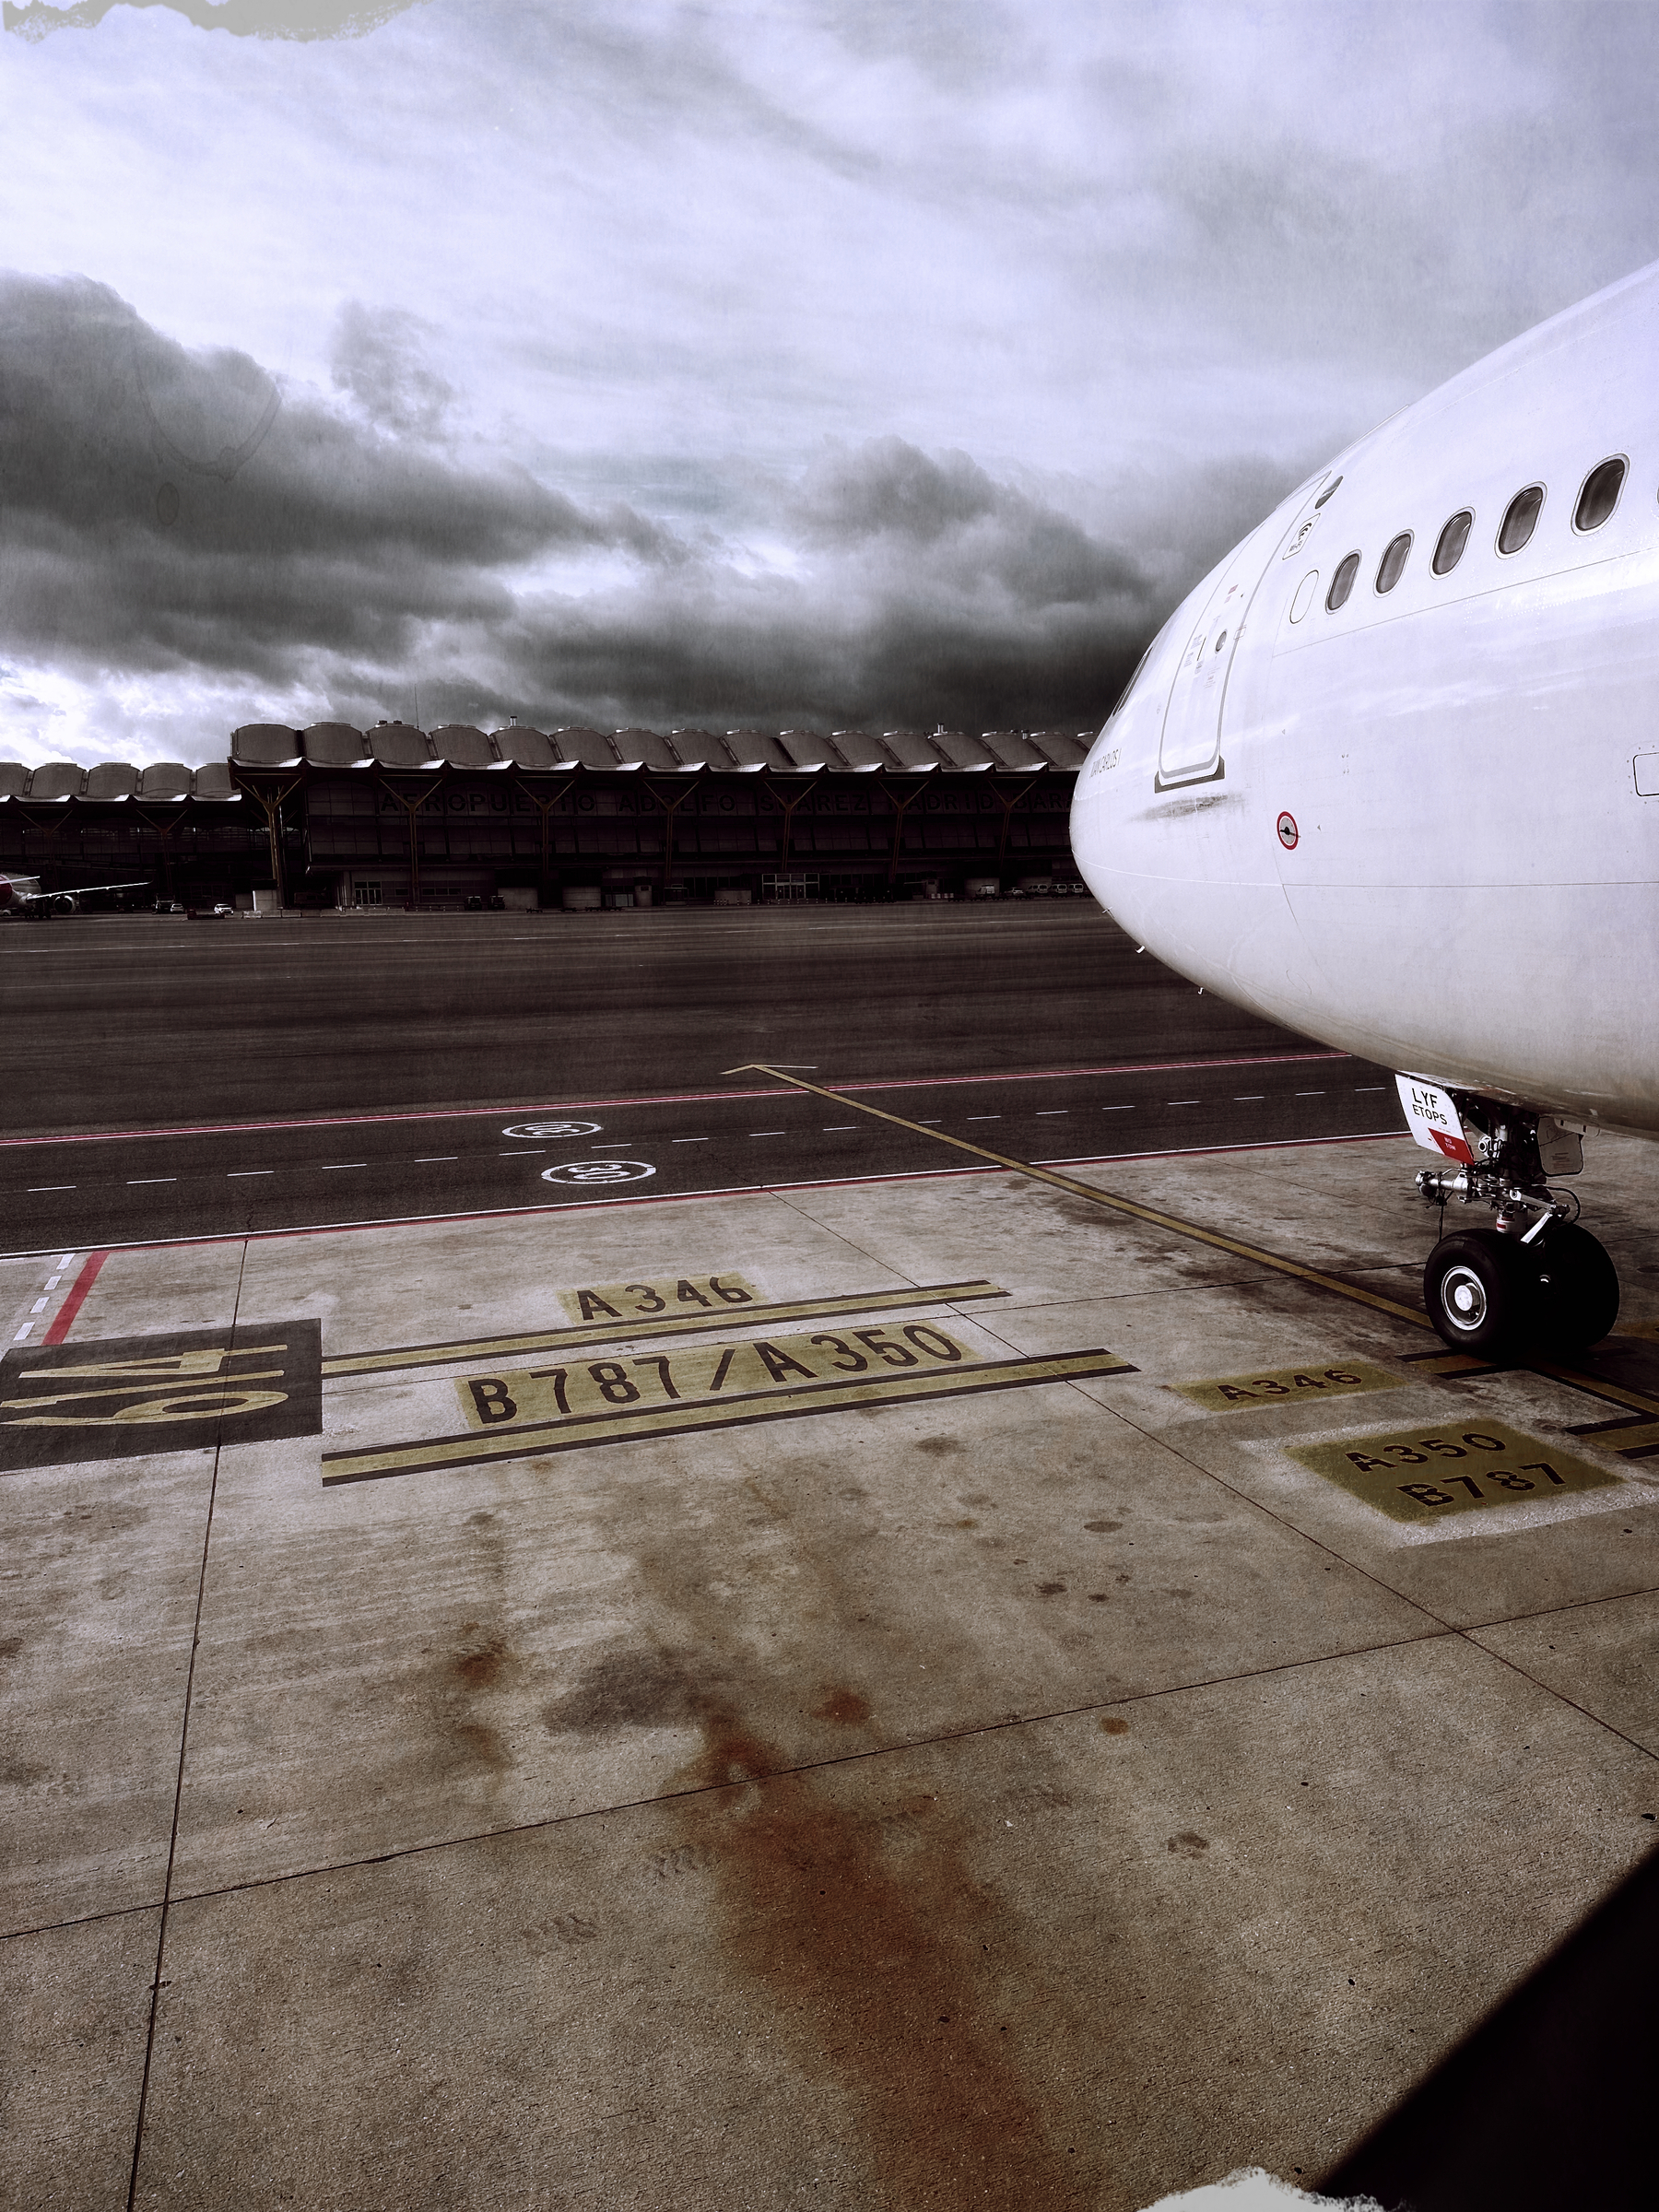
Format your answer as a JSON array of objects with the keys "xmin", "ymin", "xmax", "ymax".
[{"xmin": 1277, "ymin": 811, "xmax": 1299, "ymax": 850}]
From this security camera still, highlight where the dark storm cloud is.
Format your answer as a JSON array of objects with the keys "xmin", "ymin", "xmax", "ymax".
[
  {"xmin": 794, "ymin": 439, "xmax": 1146, "ymax": 606},
  {"xmin": 0, "ymin": 274, "xmax": 672, "ymax": 686},
  {"xmin": 484, "ymin": 436, "xmax": 1169, "ymax": 734},
  {"xmin": 0, "ymin": 275, "xmax": 1196, "ymax": 742},
  {"xmin": 492, "ymin": 576, "xmax": 1151, "ymax": 736}
]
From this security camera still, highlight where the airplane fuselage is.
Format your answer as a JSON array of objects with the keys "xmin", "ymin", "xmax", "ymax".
[{"xmin": 1072, "ymin": 261, "xmax": 1659, "ymax": 1140}]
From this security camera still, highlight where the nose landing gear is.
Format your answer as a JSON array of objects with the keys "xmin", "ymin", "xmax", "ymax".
[{"xmin": 1411, "ymin": 1090, "xmax": 1619, "ymax": 1359}]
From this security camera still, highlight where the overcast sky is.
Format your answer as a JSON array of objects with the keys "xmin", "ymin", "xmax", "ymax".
[{"xmin": 3, "ymin": 0, "xmax": 1657, "ymax": 763}]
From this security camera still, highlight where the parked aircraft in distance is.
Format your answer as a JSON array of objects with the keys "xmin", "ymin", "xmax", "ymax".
[
  {"xmin": 1072, "ymin": 259, "xmax": 1659, "ymax": 1358},
  {"xmin": 0, "ymin": 872, "xmax": 151, "ymax": 916}
]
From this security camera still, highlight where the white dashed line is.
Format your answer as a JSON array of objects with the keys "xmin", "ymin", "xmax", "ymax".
[
  {"xmin": 822, "ymin": 1124, "xmax": 858, "ymax": 1131},
  {"xmin": 1168, "ymin": 1100, "xmax": 1200, "ymax": 1106},
  {"xmin": 1035, "ymin": 1110, "xmax": 1068, "ymax": 1116},
  {"xmin": 1101, "ymin": 1105, "xmax": 1134, "ymax": 1112},
  {"xmin": 1233, "ymin": 1094, "xmax": 1265, "ymax": 1101},
  {"xmin": 320, "ymin": 1163, "xmax": 368, "ymax": 1171},
  {"xmin": 672, "ymin": 1137, "xmax": 708, "ymax": 1144},
  {"xmin": 127, "ymin": 1178, "xmax": 176, "ymax": 1185},
  {"xmin": 415, "ymin": 1156, "xmax": 457, "ymax": 1163},
  {"xmin": 1295, "ymin": 1090, "xmax": 1324, "ymax": 1097},
  {"xmin": 749, "ymin": 1131, "xmax": 787, "ymax": 1136},
  {"xmin": 29, "ymin": 1184, "xmax": 76, "ymax": 1192},
  {"xmin": 967, "ymin": 1115, "xmax": 1000, "ymax": 1122},
  {"xmin": 1354, "ymin": 1086, "xmax": 1388, "ymax": 1093},
  {"xmin": 13, "ymin": 1324, "xmax": 32, "ymax": 1342},
  {"xmin": 29, "ymin": 1298, "xmax": 48, "ymax": 1313},
  {"xmin": 499, "ymin": 1149, "xmax": 544, "ymax": 1156},
  {"xmin": 228, "ymin": 1171, "xmax": 274, "ymax": 1178}
]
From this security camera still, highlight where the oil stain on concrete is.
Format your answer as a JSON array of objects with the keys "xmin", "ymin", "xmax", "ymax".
[{"xmin": 669, "ymin": 1703, "xmax": 1075, "ymax": 2211}]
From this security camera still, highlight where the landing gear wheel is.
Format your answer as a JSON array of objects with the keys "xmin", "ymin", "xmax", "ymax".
[
  {"xmin": 1534, "ymin": 1221, "xmax": 1620, "ymax": 1351},
  {"xmin": 1424, "ymin": 1229, "xmax": 1536, "ymax": 1357}
]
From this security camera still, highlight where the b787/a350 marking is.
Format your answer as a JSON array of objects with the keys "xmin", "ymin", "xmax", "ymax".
[
  {"xmin": 321, "ymin": 1336, "xmax": 1137, "ymax": 1485},
  {"xmin": 462, "ymin": 1322, "xmax": 971, "ymax": 1428}
]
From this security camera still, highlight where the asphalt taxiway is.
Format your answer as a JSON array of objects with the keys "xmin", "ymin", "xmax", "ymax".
[
  {"xmin": 3, "ymin": 1049, "xmax": 1401, "ymax": 1253},
  {"xmin": 1, "ymin": 904, "xmax": 1313, "ymax": 1135},
  {"xmin": 3, "ymin": 913, "xmax": 1656, "ymax": 2211}
]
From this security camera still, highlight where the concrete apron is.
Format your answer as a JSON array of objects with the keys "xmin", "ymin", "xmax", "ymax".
[{"xmin": 5, "ymin": 1138, "xmax": 1658, "ymax": 2212}]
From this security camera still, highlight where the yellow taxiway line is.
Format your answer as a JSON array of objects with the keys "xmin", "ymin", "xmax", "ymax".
[{"xmin": 726, "ymin": 1062, "xmax": 1435, "ymax": 1332}]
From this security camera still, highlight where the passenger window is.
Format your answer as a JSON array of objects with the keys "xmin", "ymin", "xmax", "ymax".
[
  {"xmin": 1326, "ymin": 551, "xmax": 1360, "ymax": 610},
  {"xmin": 1375, "ymin": 532, "xmax": 1412, "ymax": 594},
  {"xmin": 1432, "ymin": 511, "xmax": 1473, "ymax": 575},
  {"xmin": 1314, "ymin": 475, "xmax": 1343, "ymax": 508},
  {"xmin": 1499, "ymin": 485, "xmax": 1544, "ymax": 554},
  {"xmin": 1574, "ymin": 456, "xmax": 1626, "ymax": 532}
]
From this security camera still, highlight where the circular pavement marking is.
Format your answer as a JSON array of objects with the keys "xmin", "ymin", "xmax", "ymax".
[
  {"xmin": 540, "ymin": 1159, "xmax": 656, "ymax": 1186},
  {"xmin": 504, "ymin": 1120, "xmax": 602, "ymax": 1139}
]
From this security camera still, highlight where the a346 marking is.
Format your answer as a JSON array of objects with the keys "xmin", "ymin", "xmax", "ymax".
[
  {"xmin": 557, "ymin": 1274, "xmax": 759, "ymax": 1325},
  {"xmin": 323, "ymin": 1278, "xmax": 1009, "ymax": 1380},
  {"xmin": 1171, "ymin": 1359, "xmax": 1403, "ymax": 1413}
]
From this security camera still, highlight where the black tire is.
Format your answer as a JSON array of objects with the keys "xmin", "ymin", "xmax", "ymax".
[
  {"xmin": 1534, "ymin": 1221, "xmax": 1620, "ymax": 1351},
  {"xmin": 1424, "ymin": 1229, "xmax": 1536, "ymax": 1356}
]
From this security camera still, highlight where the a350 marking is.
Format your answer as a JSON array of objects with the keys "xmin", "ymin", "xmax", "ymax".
[{"xmin": 1288, "ymin": 1418, "xmax": 1618, "ymax": 1523}]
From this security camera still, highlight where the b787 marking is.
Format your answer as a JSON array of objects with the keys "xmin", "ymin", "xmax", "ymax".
[{"xmin": 1288, "ymin": 1419, "xmax": 1619, "ymax": 1523}]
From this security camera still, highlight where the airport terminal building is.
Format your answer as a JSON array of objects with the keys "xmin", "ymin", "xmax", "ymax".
[{"xmin": 0, "ymin": 722, "xmax": 1090, "ymax": 910}]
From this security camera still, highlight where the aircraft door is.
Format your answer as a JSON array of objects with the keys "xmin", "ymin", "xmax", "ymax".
[
  {"xmin": 1157, "ymin": 494, "xmax": 1324, "ymax": 789},
  {"xmin": 1157, "ymin": 567, "xmax": 1250, "ymax": 788}
]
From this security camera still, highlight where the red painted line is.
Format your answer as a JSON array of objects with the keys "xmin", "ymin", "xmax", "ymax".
[
  {"xmin": 0, "ymin": 1127, "xmax": 1405, "ymax": 1264},
  {"xmin": 0, "ymin": 1051, "xmax": 1354, "ymax": 1150},
  {"xmin": 0, "ymin": 1089, "xmax": 795, "ymax": 1149},
  {"xmin": 42, "ymin": 1250, "xmax": 107, "ymax": 1343},
  {"xmin": 0, "ymin": 1171, "xmax": 988, "ymax": 1259}
]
